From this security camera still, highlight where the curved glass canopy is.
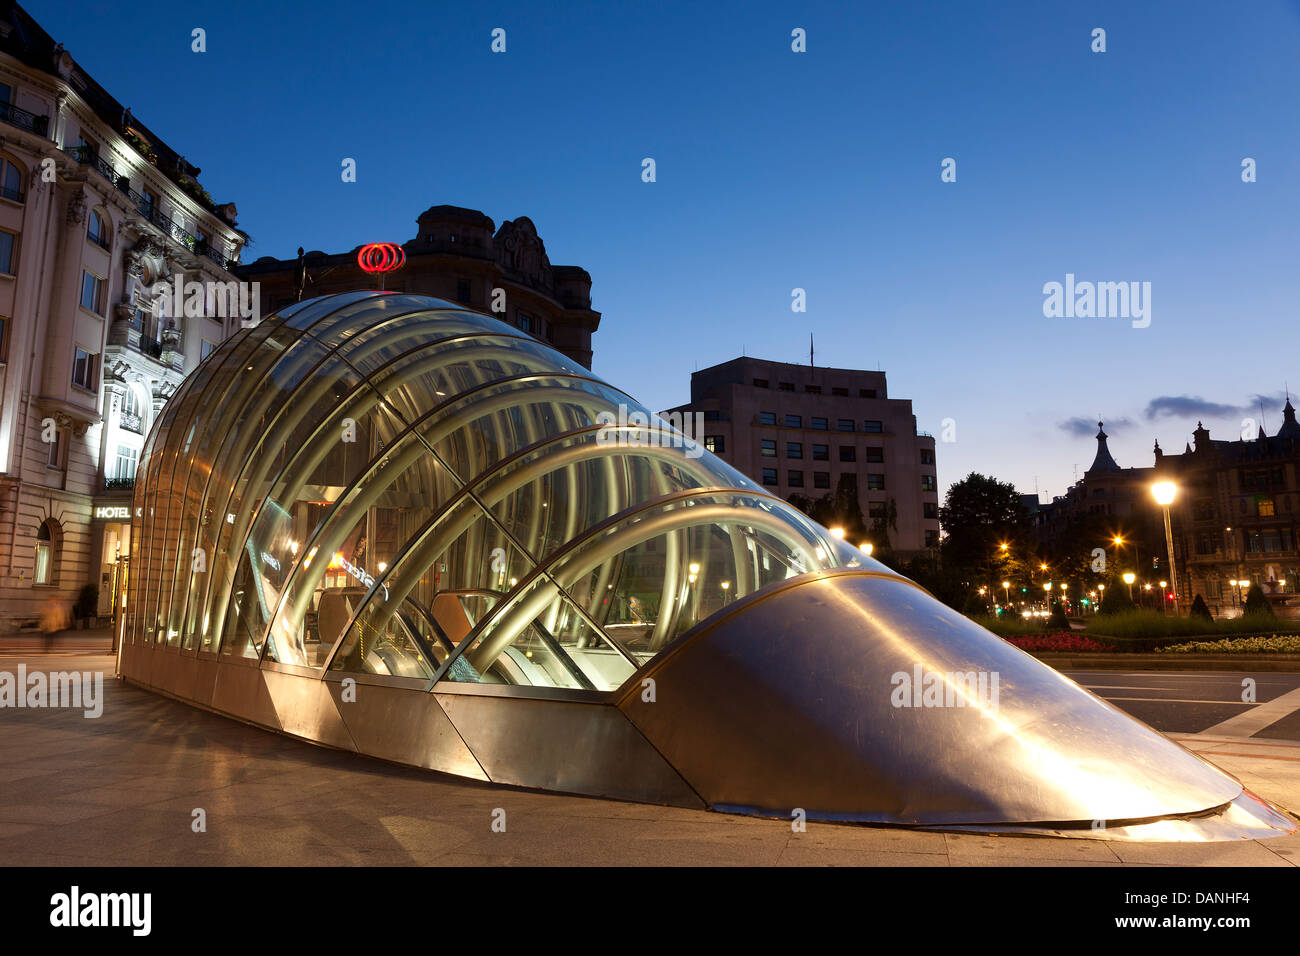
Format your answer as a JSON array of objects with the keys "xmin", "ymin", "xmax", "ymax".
[{"xmin": 126, "ymin": 291, "xmax": 861, "ymax": 688}]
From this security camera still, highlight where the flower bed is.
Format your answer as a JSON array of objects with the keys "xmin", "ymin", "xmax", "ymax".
[
  {"xmin": 1004, "ymin": 632, "xmax": 1116, "ymax": 653},
  {"xmin": 1158, "ymin": 634, "xmax": 1300, "ymax": 654}
]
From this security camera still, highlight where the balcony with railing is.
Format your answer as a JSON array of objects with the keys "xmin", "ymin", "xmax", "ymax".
[
  {"xmin": 62, "ymin": 144, "xmax": 120, "ymax": 185},
  {"xmin": 103, "ymin": 476, "xmax": 136, "ymax": 492},
  {"xmin": 0, "ymin": 101, "xmax": 50, "ymax": 138},
  {"xmin": 119, "ymin": 411, "xmax": 143, "ymax": 434}
]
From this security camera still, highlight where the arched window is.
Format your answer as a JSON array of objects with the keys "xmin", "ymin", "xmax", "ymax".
[
  {"xmin": 120, "ymin": 386, "xmax": 144, "ymax": 434},
  {"xmin": 34, "ymin": 519, "xmax": 57, "ymax": 585},
  {"xmin": 0, "ymin": 157, "xmax": 21, "ymax": 203},
  {"xmin": 88, "ymin": 209, "xmax": 109, "ymax": 248}
]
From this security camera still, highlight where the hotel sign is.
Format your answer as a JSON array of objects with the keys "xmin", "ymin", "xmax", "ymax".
[{"xmin": 93, "ymin": 505, "xmax": 131, "ymax": 521}]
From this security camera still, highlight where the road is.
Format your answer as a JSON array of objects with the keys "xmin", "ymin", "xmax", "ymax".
[{"xmin": 1062, "ymin": 669, "xmax": 1300, "ymax": 739}]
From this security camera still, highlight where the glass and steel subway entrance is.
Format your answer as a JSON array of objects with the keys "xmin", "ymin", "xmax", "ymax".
[{"xmin": 117, "ymin": 291, "xmax": 1294, "ymax": 840}]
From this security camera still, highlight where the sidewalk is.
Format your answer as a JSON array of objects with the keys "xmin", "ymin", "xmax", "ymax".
[
  {"xmin": 0, "ymin": 626, "xmax": 113, "ymax": 655},
  {"xmin": 0, "ymin": 651, "xmax": 1297, "ymax": 866}
]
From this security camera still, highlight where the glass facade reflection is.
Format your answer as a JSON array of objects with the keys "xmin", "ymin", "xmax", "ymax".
[{"xmin": 125, "ymin": 292, "xmax": 854, "ymax": 690}]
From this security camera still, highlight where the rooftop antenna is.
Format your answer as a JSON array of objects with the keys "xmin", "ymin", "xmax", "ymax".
[
  {"xmin": 810, "ymin": 333, "xmax": 814, "ymax": 367},
  {"xmin": 1260, "ymin": 399, "xmax": 1267, "ymax": 435}
]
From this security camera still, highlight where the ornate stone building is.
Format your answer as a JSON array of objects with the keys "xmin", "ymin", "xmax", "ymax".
[
  {"xmin": 0, "ymin": 1, "xmax": 248, "ymax": 630},
  {"xmin": 237, "ymin": 205, "xmax": 601, "ymax": 368}
]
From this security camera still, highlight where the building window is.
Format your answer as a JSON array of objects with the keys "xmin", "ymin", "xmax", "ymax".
[
  {"xmin": 864, "ymin": 420, "xmax": 883, "ymax": 433},
  {"xmin": 200, "ymin": 339, "xmax": 217, "ymax": 361},
  {"xmin": 868, "ymin": 474, "xmax": 886, "ymax": 491},
  {"xmin": 0, "ymin": 158, "xmax": 21, "ymax": 203},
  {"xmin": 813, "ymin": 471, "xmax": 830, "ymax": 489},
  {"xmin": 832, "ymin": 387, "xmax": 848, "ymax": 397},
  {"xmin": 72, "ymin": 346, "xmax": 99, "ymax": 391},
  {"xmin": 140, "ymin": 186, "xmax": 156, "ymax": 218},
  {"xmin": 46, "ymin": 428, "xmax": 64, "ymax": 469},
  {"xmin": 1195, "ymin": 532, "xmax": 1216, "ymax": 555},
  {"xmin": 865, "ymin": 446, "xmax": 884, "ymax": 463},
  {"xmin": 120, "ymin": 388, "xmax": 144, "ymax": 434},
  {"xmin": 34, "ymin": 520, "xmax": 56, "ymax": 585},
  {"xmin": 811, "ymin": 417, "xmax": 827, "ymax": 430},
  {"xmin": 786, "ymin": 442, "xmax": 803, "ymax": 459},
  {"xmin": 1257, "ymin": 497, "xmax": 1276, "ymax": 517},
  {"xmin": 456, "ymin": 279, "xmax": 471, "ymax": 303},
  {"xmin": 752, "ymin": 378, "xmax": 769, "ymax": 388},
  {"xmin": 921, "ymin": 475, "xmax": 936, "ymax": 492},
  {"xmin": 859, "ymin": 388, "xmax": 877, "ymax": 398},
  {"xmin": 88, "ymin": 210, "xmax": 109, "ymax": 248},
  {"xmin": 0, "ymin": 315, "xmax": 7, "ymax": 363},
  {"xmin": 0, "ymin": 229, "xmax": 15, "ymax": 274},
  {"xmin": 704, "ymin": 435, "xmax": 724, "ymax": 453},
  {"xmin": 1206, "ymin": 579, "xmax": 1222, "ymax": 599},
  {"xmin": 804, "ymin": 385, "xmax": 822, "ymax": 394},
  {"xmin": 1241, "ymin": 467, "xmax": 1284, "ymax": 491},
  {"xmin": 114, "ymin": 444, "xmax": 139, "ymax": 480},
  {"xmin": 1192, "ymin": 498, "xmax": 1214, "ymax": 521},
  {"xmin": 517, "ymin": 314, "xmax": 534, "ymax": 334},
  {"xmin": 839, "ymin": 446, "xmax": 856, "ymax": 462},
  {"xmin": 924, "ymin": 530, "xmax": 939, "ymax": 547},
  {"xmin": 812, "ymin": 443, "xmax": 828, "ymax": 461},
  {"xmin": 758, "ymin": 411, "xmax": 776, "ymax": 425},
  {"xmin": 788, "ymin": 470, "xmax": 804, "ymax": 487},
  {"xmin": 784, "ymin": 414, "xmax": 802, "ymax": 428},
  {"xmin": 837, "ymin": 419, "xmax": 854, "ymax": 432},
  {"xmin": 1246, "ymin": 529, "xmax": 1293, "ymax": 553},
  {"xmin": 778, "ymin": 381, "xmax": 794, "ymax": 392},
  {"xmin": 761, "ymin": 468, "xmax": 778, "ymax": 486},
  {"xmin": 924, "ymin": 502, "xmax": 938, "ymax": 519},
  {"xmin": 920, "ymin": 449, "xmax": 934, "ymax": 465},
  {"xmin": 868, "ymin": 501, "xmax": 887, "ymax": 518},
  {"xmin": 80, "ymin": 271, "xmax": 103, "ymax": 314},
  {"xmin": 760, "ymin": 439, "xmax": 776, "ymax": 457}
]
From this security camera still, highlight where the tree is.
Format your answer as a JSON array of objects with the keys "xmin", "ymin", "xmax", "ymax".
[
  {"xmin": 1244, "ymin": 582, "xmax": 1275, "ymax": 619},
  {"xmin": 938, "ymin": 473, "xmax": 1030, "ymax": 571},
  {"xmin": 1098, "ymin": 580, "xmax": 1135, "ymax": 615},
  {"xmin": 788, "ymin": 474, "xmax": 869, "ymax": 544},
  {"xmin": 1189, "ymin": 594, "xmax": 1213, "ymax": 621}
]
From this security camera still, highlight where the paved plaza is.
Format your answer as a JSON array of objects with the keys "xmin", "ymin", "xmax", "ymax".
[{"xmin": 2, "ymin": 651, "xmax": 1299, "ymax": 866}]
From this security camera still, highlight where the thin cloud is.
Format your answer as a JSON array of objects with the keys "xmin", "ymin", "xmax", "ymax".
[
  {"xmin": 1144, "ymin": 395, "xmax": 1241, "ymax": 421},
  {"xmin": 1059, "ymin": 416, "xmax": 1134, "ymax": 437}
]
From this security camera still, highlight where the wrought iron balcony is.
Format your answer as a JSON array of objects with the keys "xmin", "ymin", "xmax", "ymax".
[
  {"xmin": 119, "ymin": 411, "xmax": 143, "ymax": 434},
  {"xmin": 103, "ymin": 476, "xmax": 136, "ymax": 492},
  {"xmin": 0, "ymin": 102, "xmax": 50, "ymax": 138},
  {"xmin": 138, "ymin": 335, "xmax": 163, "ymax": 359},
  {"xmin": 61, "ymin": 144, "xmax": 120, "ymax": 185}
]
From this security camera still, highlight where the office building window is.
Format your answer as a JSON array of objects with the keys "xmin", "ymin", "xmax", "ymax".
[
  {"xmin": 921, "ymin": 475, "xmax": 936, "ymax": 492},
  {"xmin": 758, "ymin": 411, "xmax": 776, "ymax": 425},
  {"xmin": 784, "ymin": 414, "xmax": 802, "ymax": 428},
  {"xmin": 832, "ymin": 387, "xmax": 848, "ymax": 397},
  {"xmin": 704, "ymin": 435, "xmax": 724, "ymax": 453},
  {"xmin": 517, "ymin": 314, "xmax": 534, "ymax": 334},
  {"xmin": 925, "ymin": 530, "xmax": 939, "ymax": 547},
  {"xmin": 778, "ymin": 381, "xmax": 795, "ymax": 392},
  {"xmin": 864, "ymin": 420, "xmax": 883, "ymax": 433},
  {"xmin": 813, "ymin": 471, "xmax": 830, "ymax": 489},
  {"xmin": 761, "ymin": 468, "xmax": 778, "ymax": 486},
  {"xmin": 788, "ymin": 470, "xmax": 803, "ymax": 487},
  {"xmin": 839, "ymin": 446, "xmax": 856, "ymax": 462},
  {"xmin": 811, "ymin": 417, "xmax": 827, "ymax": 430},
  {"xmin": 71, "ymin": 346, "xmax": 98, "ymax": 391},
  {"xmin": 760, "ymin": 439, "xmax": 776, "ymax": 457},
  {"xmin": 805, "ymin": 385, "xmax": 822, "ymax": 394},
  {"xmin": 80, "ymin": 271, "xmax": 103, "ymax": 314},
  {"xmin": 924, "ymin": 502, "xmax": 938, "ymax": 519},
  {"xmin": 752, "ymin": 378, "xmax": 769, "ymax": 388},
  {"xmin": 859, "ymin": 388, "xmax": 877, "ymax": 398},
  {"xmin": 0, "ymin": 158, "xmax": 21, "ymax": 203},
  {"xmin": 812, "ymin": 443, "xmax": 828, "ymax": 461},
  {"xmin": 0, "ymin": 229, "xmax": 14, "ymax": 274},
  {"xmin": 868, "ymin": 474, "xmax": 886, "ymax": 491},
  {"xmin": 837, "ymin": 419, "xmax": 854, "ymax": 432},
  {"xmin": 865, "ymin": 446, "xmax": 884, "ymax": 463},
  {"xmin": 786, "ymin": 442, "xmax": 802, "ymax": 459},
  {"xmin": 920, "ymin": 449, "xmax": 935, "ymax": 465}
]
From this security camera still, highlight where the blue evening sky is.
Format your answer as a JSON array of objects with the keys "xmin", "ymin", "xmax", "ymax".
[{"xmin": 36, "ymin": 0, "xmax": 1300, "ymax": 501}]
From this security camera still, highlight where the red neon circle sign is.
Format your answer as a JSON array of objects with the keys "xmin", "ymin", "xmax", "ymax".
[{"xmin": 357, "ymin": 242, "xmax": 406, "ymax": 273}]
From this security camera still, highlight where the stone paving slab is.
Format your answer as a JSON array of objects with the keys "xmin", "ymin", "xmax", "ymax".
[{"xmin": 0, "ymin": 653, "xmax": 1297, "ymax": 866}]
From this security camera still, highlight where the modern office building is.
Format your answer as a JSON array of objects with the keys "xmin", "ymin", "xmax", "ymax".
[
  {"xmin": 663, "ymin": 357, "xmax": 940, "ymax": 556},
  {"xmin": 117, "ymin": 291, "xmax": 1293, "ymax": 841},
  {"xmin": 0, "ymin": 1, "xmax": 248, "ymax": 631},
  {"xmin": 237, "ymin": 205, "xmax": 601, "ymax": 368}
]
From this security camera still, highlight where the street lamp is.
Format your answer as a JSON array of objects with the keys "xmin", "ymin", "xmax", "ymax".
[
  {"xmin": 1122, "ymin": 571, "xmax": 1136, "ymax": 601},
  {"xmin": 1152, "ymin": 481, "xmax": 1179, "ymax": 614},
  {"xmin": 860, "ymin": 543, "xmax": 873, "ymax": 556},
  {"xmin": 829, "ymin": 527, "xmax": 845, "ymax": 540},
  {"xmin": 1002, "ymin": 580, "xmax": 1011, "ymax": 608}
]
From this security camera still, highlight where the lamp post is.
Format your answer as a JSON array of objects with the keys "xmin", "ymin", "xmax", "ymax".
[
  {"xmin": 1002, "ymin": 580, "xmax": 1011, "ymax": 610},
  {"xmin": 1123, "ymin": 571, "xmax": 1136, "ymax": 601},
  {"xmin": 1152, "ymin": 481, "xmax": 1179, "ymax": 615}
]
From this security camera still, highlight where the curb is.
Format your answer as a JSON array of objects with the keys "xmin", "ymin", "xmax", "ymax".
[{"xmin": 1033, "ymin": 652, "xmax": 1300, "ymax": 672}]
